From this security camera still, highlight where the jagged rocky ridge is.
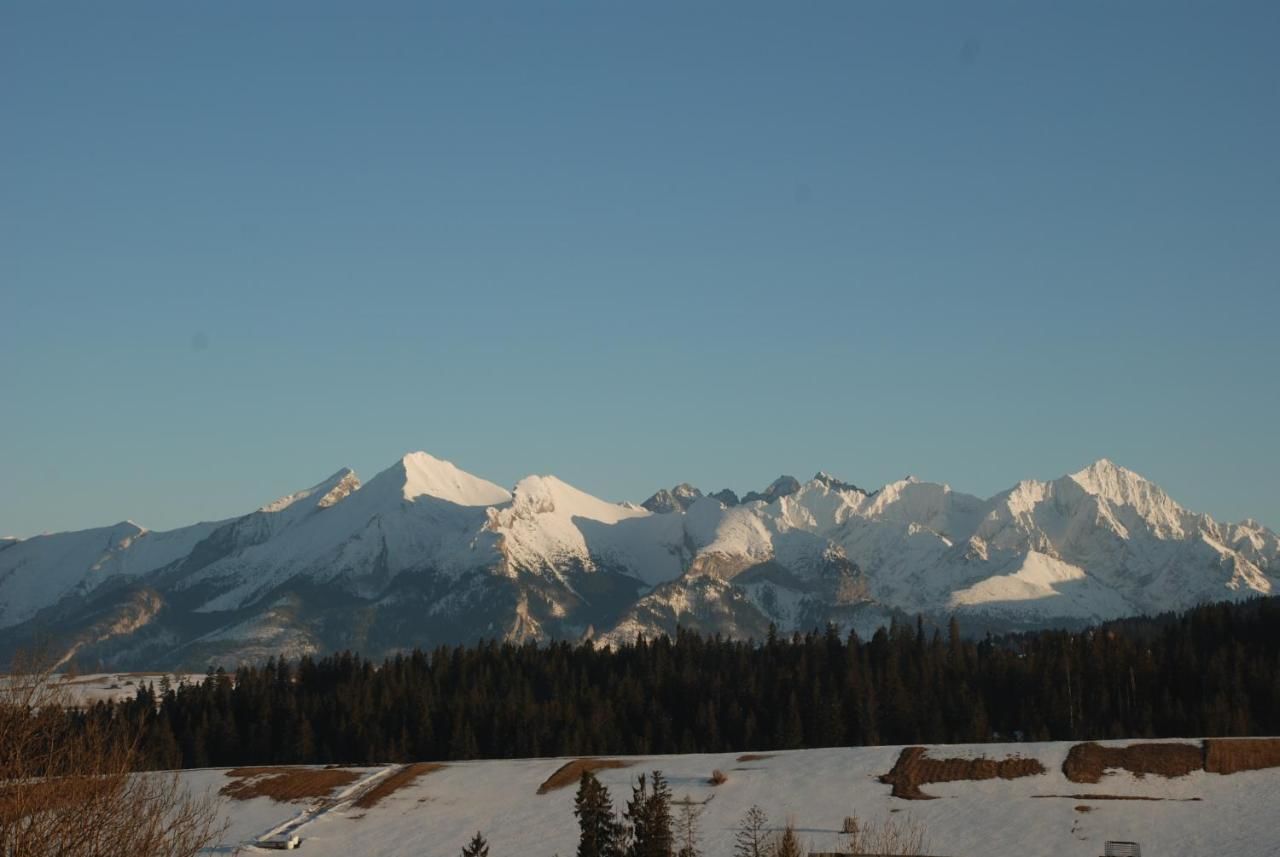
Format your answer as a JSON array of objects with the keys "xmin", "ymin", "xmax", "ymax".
[{"xmin": 1, "ymin": 453, "xmax": 1276, "ymax": 669}]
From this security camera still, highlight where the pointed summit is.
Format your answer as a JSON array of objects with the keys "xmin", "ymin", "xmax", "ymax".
[
  {"xmin": 1068, "ymin": 458, "xmax": 1152, "ymax": 496},
  {"xmin": 742, "ymin": 475, "xmax": 802, "ymax": 505},
  {"xmin": 1067, "ymin": 458, "xmax": 1189, "ymax": 528},
  {"xmin": 1072, "ymin": 457, "xmax": 1123, "ymax": 476},
  {"xmin": 377, "ymin": 451, "xmax": 512, "ymax": 507}
]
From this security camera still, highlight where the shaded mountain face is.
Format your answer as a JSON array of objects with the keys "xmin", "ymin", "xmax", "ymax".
[
  {"xmin": 1, "ymin": 454, "xmax": 1276, "ymax": 669},
  {"xmin": 641, "ymin": 483, "xmax": 703, "ymax": 514},
  {"xmin": 741, "ymin": 475, "xmax": 802, "ymax": 505},
  {"xmin": 709, "ymin": 489, "xmax": 740, "ymax": 507}
]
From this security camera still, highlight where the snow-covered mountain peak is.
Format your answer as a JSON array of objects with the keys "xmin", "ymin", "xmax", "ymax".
[
  {"xmin": 1068, "ymin": 458, "xmax": 1173, "ymax": 505},
  {"xmin": 862, "ymin": 478, "xmax": 983, "ymax": 537},
  {"xmin": 1070, "ymin": 457, "xmax": 1141, "ymax": 490},
  {"xmin": 870, "ymin": 476, "xmax": 924, "ymax": 500},
  {"xmin": 871, "ymin": 477, "xmax": 943, "ymax": 507},
  {"xmin": 507, "ymin": 475, "xmax": 647, "ymax": 525},
  {"xmin": 377, "ymin": 451, "xmax": 512, "ymax": 507},
  {"xmin": 1067, "ymin": 459, "xmax": 1191, "ymax": 535}
]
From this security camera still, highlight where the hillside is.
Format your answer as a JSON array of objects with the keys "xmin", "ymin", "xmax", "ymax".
[{"xmin": 189, "ymin": 739, "xmax": 1279, "ymax": 856}]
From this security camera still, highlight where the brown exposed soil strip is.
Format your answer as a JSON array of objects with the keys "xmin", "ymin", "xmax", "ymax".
[
  {"xmin": 1062, "ymin": 742, "xmax": 1203, "ymax": 784},
  {"xmin": 1032, "ymin": 794, "xmax": 1202, "ymax": 802},
  {"xmin": 353, "ymin": 762, "xmax": 445, "ymax": 809},
  {"xmin": 736, "ymin": 753, "xmax": 774, "ymax": 762},
  {"xmin": 1204, "ymin": 738, "xmax": 1280, "ymax": 775},
  {"xmin": 537, "ymin": 758, "xmax": 634, "ymax": 794},
  {"xmin": 221, "ymin": 766, "xmax": 361, "ymax": 802},
  {"xmin": 879, "ymin": 746, "xmax": 1046, "ymax": 799}
]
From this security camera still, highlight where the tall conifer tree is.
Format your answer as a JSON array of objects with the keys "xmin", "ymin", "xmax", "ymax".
[{"xmin": 575, "ymin": 771, "xmax": 622, "ymax": 857}]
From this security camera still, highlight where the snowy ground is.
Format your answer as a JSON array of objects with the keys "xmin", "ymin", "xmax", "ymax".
[
  {"xmin": 188, "ymin": 739, "xmax": 1279, "ymax": 856},
  {"xmin": 1, "ymin": 672, "xmax": 204, "ymax": 706}
]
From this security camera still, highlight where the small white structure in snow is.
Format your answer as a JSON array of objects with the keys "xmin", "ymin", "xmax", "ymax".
[{"xmin": 257, "ymin": 833, "xmax": 301, "ymax": 850}]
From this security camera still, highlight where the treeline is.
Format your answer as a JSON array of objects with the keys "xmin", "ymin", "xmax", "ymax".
[{"xmin": 77, "ymin": 597, "xmax": 1280, "ymax": 770}]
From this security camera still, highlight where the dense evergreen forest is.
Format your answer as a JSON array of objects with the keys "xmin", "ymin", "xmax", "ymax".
[{"xmin": 75, "ymin": 597, "xmax": 1280, "ymax": 770}]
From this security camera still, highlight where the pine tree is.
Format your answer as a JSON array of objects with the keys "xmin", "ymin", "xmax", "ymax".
[
  {"xmin": 646, "ymin": 771, "xmax": 673, "ymax": 857},
  {"xmin": 623, "ymin": 773, "xmax": 646, "ymax": 854},
  {"xmin": 461, "ymin": 831, "xmax": 489, "ymax": 857},
  {"xmin": 775, "ymin": 692, "xmax": 804, "ymax": 749},
  {"xmin": 575, "ymin": 771, "xmax": 623, "ymax": 857},
  {"xmin": 625, "ymin": 771, "xmax": 673, "ymax": 857},
  {"xmin": 733, "ymin": 805, "xmax": 773, "ymax": 857},
  {"xmin": 772, "ymin": 821, "xmax": 802, "ymax": 857}
]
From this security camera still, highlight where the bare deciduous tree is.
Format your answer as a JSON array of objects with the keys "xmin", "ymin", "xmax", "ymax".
[
  {"xmin": 838, "ymin": 812, "xmax": 929, "ymax": 856},
  {"xmin": 734, "ymin": 804, "xmax": 773, "ymax": 857},
  {"xmin": 0, "ymin": 651, "xmax": 227, "ymax": 857},
  {"xmin": 674, "ymin": 798, "xmax": 703, "ymax": 857}
]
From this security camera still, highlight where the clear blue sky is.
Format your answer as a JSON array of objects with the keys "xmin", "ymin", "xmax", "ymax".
[{"xmin": 3, "ymin": 1, "xmax": 1278, "ymax": 537}]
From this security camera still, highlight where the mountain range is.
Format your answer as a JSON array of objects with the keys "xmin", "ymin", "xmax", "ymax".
[{"xmin": 1, "ymin": 452, "xmax": 1275, "ymax": 669}]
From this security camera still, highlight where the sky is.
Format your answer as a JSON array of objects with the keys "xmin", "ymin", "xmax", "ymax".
[{"xmin": 2, "ymin": 1, "xmax": 1278, "ymax": 537}]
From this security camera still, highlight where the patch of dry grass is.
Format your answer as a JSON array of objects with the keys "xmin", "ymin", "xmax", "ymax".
[
  {"xmin": 0, "ymin": 778, "xmax": 96, "ymax": 815},
  {"xmin": 221, "ymin": 767, "xmax": 361, "ymax": 803},
  {"xmin": 353, "ymin": 763, "xmax": 445, "ymax": 809},
  {"xmin": 879, "ymin": 746, "xmax": 1046, "ymax": 799},
  {"xmin": 736, "ymin": 753, "xmax": 774, "ymax": 762},
  {"xmin": 1062, "ymin": 742, "xmax": 1202, "ymax": 784},
  {"xmin": 1204, "ymin": 738, "xmax": 1280, "ymax": 775},
  {"xmin": 536, "ymin": 759, "xmax": 634, "ymax": 794}
]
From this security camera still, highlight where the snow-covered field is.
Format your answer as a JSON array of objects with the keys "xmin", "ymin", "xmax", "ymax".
[
  {"xmin": 1, "ymin": 672, "xmax": 203, "ymax": 706},
  {"xmin": 190, "ymin": 740, "xmax": 1279, "ymax": 856}
]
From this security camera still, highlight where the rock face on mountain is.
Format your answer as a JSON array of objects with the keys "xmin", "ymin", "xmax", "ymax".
[
  {"xmin": 1, "ymin": 453, "xmax": 1275, "ymax": 669},
  {"xmin": 642, "ymin": 484, "xmax": 703, "ymax": 514},
  {"xmin": 741, "ymin": 476, "xmax": 803, "ymax": 505},
  {"xmin": 709, "ymin": 489, "xmax": 740, "ymax": 508}
]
